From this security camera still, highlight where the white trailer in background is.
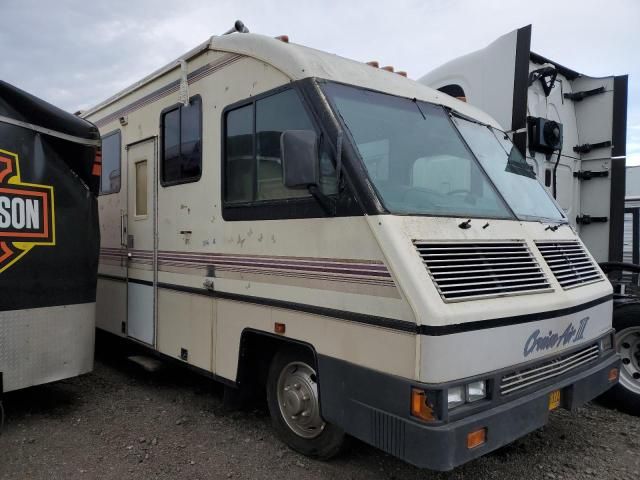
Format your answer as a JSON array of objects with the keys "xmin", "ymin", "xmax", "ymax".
[
  {"xmin": 83, "ymin": 22, "xmax": 619, "ymax": 470},
  {"xmin": 420, "ymin": 25, "xmax": 637, "ymax": 413},
  {"xmin": 623, "ymin": 166, "xmax": 640, "ymax": 263}
]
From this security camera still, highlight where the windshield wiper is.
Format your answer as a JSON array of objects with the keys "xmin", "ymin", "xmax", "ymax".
[
  {"xmin": 448, "ymin": 109, "xmax": 488, "ymax": 127},
  {"xmin": 411, "ymin": 98, "xmax": 426, "ymax": 120}
]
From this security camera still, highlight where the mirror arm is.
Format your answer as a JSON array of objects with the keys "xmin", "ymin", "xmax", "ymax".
[{"xmin": 308, "ymin": 185, "xmax": 335, "ymax": 216}]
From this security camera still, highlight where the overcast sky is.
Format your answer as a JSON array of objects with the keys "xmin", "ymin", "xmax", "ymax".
[{"xmin": 2, "ymin": 0, "xmax": 638, "ymax": 164}]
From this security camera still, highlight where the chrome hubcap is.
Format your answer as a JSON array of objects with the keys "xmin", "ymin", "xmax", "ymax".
[
  {"xmin": 276, "ymin": 361, "xmax": 325, "ymax": 438},
  {"xmin": 616, "ymin": 327, "xmax": 640, "ymax": 395}
]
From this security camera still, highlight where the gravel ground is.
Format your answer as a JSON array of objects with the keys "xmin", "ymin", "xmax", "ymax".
[{"xmin": 0, "ymin": 343, "xmax": 638, "ymax": 480}]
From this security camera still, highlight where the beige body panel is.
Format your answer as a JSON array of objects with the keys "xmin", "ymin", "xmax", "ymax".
[
  {"xmin": 90, "ymin": 48, "xmax": 417, "ymax": 382},
  {"xmin": 157, "ymin": 289, "xmax": 215, "ymax": 371},
  {"xmin": 215, "ymin": 299, "xmax": 415, "ymax": 381}
]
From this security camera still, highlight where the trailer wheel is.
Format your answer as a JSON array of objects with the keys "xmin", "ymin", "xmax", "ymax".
[
  {"xmin": 266, "ymin": 347, "xmax": 344, "ymax": 459},
  {"xmin": 607, "ymin": 303, "xmax": 640, "ymax": 416}
]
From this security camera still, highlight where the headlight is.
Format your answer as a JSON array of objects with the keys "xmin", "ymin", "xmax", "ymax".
[
  {"xmin": 599, "ymin": 333, "xmax": 613, "ymax": 351},
  {"xmin": 447, "ymin": 386, "xmax": 465, "ymax": 410},
  {"xmin": 466, "ymin": 380, "xmax": 487, "ymax": 402}
]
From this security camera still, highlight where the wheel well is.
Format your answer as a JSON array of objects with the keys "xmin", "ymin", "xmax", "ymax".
[{"xmin": 236, "ymin": 329, "xmax": 317, "ymax": 392}]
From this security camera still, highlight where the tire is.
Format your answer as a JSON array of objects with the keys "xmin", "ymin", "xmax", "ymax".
[
  {"xmin": 604, "ymin": 303, "xmax": 640, "ymax": 416},
  {"xmin": 266, "ymin": 347, "xmax": 344, "ymax": 459}
]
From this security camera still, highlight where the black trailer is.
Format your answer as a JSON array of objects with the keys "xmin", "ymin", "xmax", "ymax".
[{"xmin": 0, "ymin": 80, "xmax": 100, "ymax": 395}]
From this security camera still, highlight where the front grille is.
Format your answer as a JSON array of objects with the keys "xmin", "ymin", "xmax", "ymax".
[
  {"xmin": 535, "ymin": 240, "xmax": 603, "ymax": 289},
  {"xmin": 500, "ymin": 343, "xmax": 600, "ymax": 395},
  {"xmin": 414, "ymin": 241, "xmax": 552, "ymax": 302}
]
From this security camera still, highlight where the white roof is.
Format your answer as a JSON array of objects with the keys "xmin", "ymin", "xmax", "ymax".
[{"xmin": 84, "ymin": 32, "xmax": 501, "ymax": 128}]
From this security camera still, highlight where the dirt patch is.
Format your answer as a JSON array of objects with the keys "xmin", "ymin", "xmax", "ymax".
[{"xmin": 0, "ymin": 348, "xmax": 638, "ymax": 480}]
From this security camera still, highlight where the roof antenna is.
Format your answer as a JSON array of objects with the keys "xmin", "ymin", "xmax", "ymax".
[{"xmin": 223, "ymin": 20, "xmax": 249, "ymax": 35}]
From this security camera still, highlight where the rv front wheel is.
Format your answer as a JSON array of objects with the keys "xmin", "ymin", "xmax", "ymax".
[
  {"xmin": 604, "ymin": 303, "xmax": 640, "ymax": 416},
  {"xmin": 267, "ymin": 347, "xmax": 344, "ymax": 459}
]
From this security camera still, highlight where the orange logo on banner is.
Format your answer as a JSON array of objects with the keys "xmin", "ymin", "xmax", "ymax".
[{"xmin": 0, "ymin": 148, "xmax": 55, "ymax": 273}]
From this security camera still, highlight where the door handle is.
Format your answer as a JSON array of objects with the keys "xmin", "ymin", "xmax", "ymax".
[{"xmin": 121, "ymin": 212, "xmax": 128, "ymax": 247}]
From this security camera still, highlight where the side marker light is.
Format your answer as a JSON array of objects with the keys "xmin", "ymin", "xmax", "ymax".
[{"xmin": 467, "ymin": 428, "xmax": 486, "ymax": 449}]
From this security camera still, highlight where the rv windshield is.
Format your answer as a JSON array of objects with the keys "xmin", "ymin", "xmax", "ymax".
[
  {"xmin": 323, "ymin": 83, "xmax": 565, "ymax": 222},
  {"xmin": 452, "ymin": 116, "xmax": 565, "ymax": 222}
]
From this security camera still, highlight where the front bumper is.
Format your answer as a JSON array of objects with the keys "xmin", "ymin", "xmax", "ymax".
[{"xmin": 318, "ymin": 351, "xmax": 619, "ymax": 471}]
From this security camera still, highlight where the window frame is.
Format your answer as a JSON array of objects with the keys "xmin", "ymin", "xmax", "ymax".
[
  {"xmin": 221, "ymin": 84, "xmax": 335, "ymax": 221},
  {"xmin": 159, "ymin": 94, "xmax": 203, "ymax": 188},
  {"xmin": 98, "ymin": 129, "xmax": 122, "ymax": 196}
]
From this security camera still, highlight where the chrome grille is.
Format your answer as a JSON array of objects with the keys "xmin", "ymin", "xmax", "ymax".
[
  {"xmin": 414, "ymin": 241, "xmax": 552, "ymax": 302},
  {"xmin": 500, "ymin": 343, "xmax": 600, "ymax": 395},
  {"xmin": 535, "ymin": 240, "xmax": 603, "ymax": 289}
]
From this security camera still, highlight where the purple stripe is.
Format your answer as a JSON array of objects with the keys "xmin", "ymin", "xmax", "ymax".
[
  {"xmin": 158, "ymin": 255, "xmax": 388, "ymax": 275},
  {"xmin": 158, "ymin": 250, "xmax": 388, "ymax": 270},
  {"xmin": 157, "ymin": 263, "xmax": 394, "ymax": 287},
  {"xmin": 100, "ymin": 248, "xmax": 392, "ymax": 278},
  {"xmin": 156, "ymin": 257, "xmax": 390, "ymax": 278},
  {"xmin": 103, "ymin": 248, "xmax": 387, "ymax": 270}
]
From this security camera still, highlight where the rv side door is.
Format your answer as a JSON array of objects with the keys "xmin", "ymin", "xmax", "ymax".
[{"xmin": 126, "ymin": 138, "xmax": 157, "ymax": 346}]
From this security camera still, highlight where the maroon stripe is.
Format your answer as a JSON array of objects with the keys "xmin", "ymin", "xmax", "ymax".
[
  {"xmin": 159, "ymin": 249, "xmax": 386, "ymax": 266},
  {"xmin": 104, "ymin": 247, "xmax": 387, "ymax": 269},
  {"xmin": 157, "ymin": 263, "xmax": 394, "ymax": 287},
  {"xmin": 157, "ymin": 257, "xmax": 391, "ymax": 278},
  {"xmin": 157, "ymin": 251, "xmax": 388, "ymax": 270},
  {"xmin": 157, "ymin": 255, "xmax": 388, "ymax": 275},
  {"xmin": 100, "ymin": 248, "xmax": 392, "ymax": 277}
]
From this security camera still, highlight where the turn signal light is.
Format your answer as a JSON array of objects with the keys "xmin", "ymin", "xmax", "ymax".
[
  {"xmin": 608, "ymin": 368, "xmax": 619, "ymax": 382},
  {"xmin": 275, "ymin": 35, "xmax": 289, "ymax": 43},
  {"xmin": 467, "ymin": 428, "xmax": 486, "ymax": 449},
  {"xmin": 411, "ymin": 388, "xmax": 436, "ymax": 422},
  {"xmin": 92, "ymin": 150, "xmax": 102, "ymax": 177}
]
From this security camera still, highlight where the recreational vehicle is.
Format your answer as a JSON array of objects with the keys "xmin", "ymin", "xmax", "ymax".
[
  {"xmin": 84, "ymin": 23, "xmax": 619, "ymax": 470},
  {"xmin": 0, "ymin": 81, "xmax": 100, "ymax": 398},
  {"xmin": 420, "ymin": 25, "xmax": 638, "ymax": 414}
]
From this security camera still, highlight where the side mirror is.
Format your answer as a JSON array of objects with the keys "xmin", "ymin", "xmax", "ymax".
[{"xmin": 281, "ymin": 130, "xmax": 319, "ymax": 188}]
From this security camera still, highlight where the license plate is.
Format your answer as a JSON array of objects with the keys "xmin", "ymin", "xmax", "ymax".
[{"xmin": 548, "ymin": 389, "xmax": 561, "ymax": 411}]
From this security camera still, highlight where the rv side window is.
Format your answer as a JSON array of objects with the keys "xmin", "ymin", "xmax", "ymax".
[
  {"xmin": 225, "ymin": 104, "xmax": 254, "ymax": 203},
  {"xmin": 99, "ymin": 130, "xmax": 121, "ymax": 195},
  {"xmin": 161, "ymin": 97, "xmax": 202, "ymax": 186},
  {"xmin": 135, "ymin": 160, "xmax": 148, "ymax": 216},
  {"xmin": 255, "ymin": 90, "xmax": 313, "ymax": 201},
  {"xmin": 224, "ymin": 88, "xmax": 336, "ymax": 205}
]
